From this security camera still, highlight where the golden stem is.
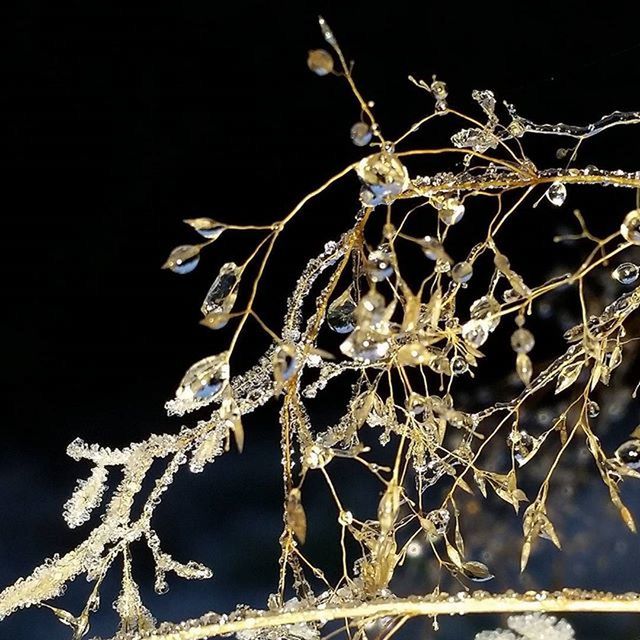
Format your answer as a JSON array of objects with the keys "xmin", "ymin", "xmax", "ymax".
[{"xmin": 139, "ymin": 592, "xmax": 640, "ymax": 640}]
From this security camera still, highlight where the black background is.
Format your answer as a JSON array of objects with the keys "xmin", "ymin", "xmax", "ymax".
[{"xmin": 2, "ymin": 2, "xmax": 640, "ymax": 639}]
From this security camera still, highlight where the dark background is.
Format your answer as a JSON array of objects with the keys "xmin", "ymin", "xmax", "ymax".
[{"xmin": 2, "ymin": 2, "xmax": 640, "ymax": 639}]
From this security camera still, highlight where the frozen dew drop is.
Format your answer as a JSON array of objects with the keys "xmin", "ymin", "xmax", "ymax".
[
  {"xmin": 451, "ymin": 261, "xmax": 473, "ymax": 284},
  {"xmin": 366, "ymin": 248, "xmax": 394, "ymax": 282},
  {"xmin": 175, "ymin": 353, "xmax": 229, "ymax": 403},
  {"xmin": 162, "ymin": 245, "xmax": 201, "ymax": 274},
  {"xmin": 307, "ymin": 49, "xmax": 334, "ymax": 76},
  {"xmin": 350, "ymin": 122, "xmax": 372, "ymax": 147},
  {"xmin": 511, "ymin": 328, "xmax": 535, "ymax": 354},
  {"xmin": 462, "ymin": 319, "xmax": 490, "ymax": 348},
  {"xmin": 620, "ymin": 209, "xmax": 640, "ymax": 244},
  {"xmin": 507, "ymin": 429, "xmax": 536, "ymax": 466},
  {"xmin": 516, "ymin": 352, "xmax": 533, "ymax": 385},
  {"xmin": 183, "ymin": 218, "xmax": 225, "ymax": 240},
  {"xmin": 356, "ymin": 152, "xmax": 410, "ymax": 205},
  {"xmin": 340, "ymin": 329, "xmax": 390, "ymax": 363},
  {"xmin": 273, "ymin": 343, "xmax": 298, "ymax": 393},
  {"xmin": 451, "ymin": 355, "xmax": 469, "ymax": 375},
  {"xmin": 327, "ymin": 290, "xmax": 357, "ymax": 334},
  {"xmin": 470, "ymin": 295, "xmax": 501, "ymax": 331},
  {"xmin": 406, "ymin": 392, "xmax": 427, "ymax": 416},
  {"xmin": 201, "ymin": 262, "xmax": 241, "ymax": 323},
  {"xmin": 338, "ymin": 510, "xmax": 353, "ymax": 526},
  {"xmin": 421, "ymin": 236, "xmax": 444, "ymax": 261},
  {"xmin": 614, "ymin": 439, "xmax": 640, "ymax": 469},
  {"xmin": 438, "ymin": 197, "xmax": 465, "ymax": 225},
  {"xmin": 587, "ymin": 400, "xmax": 600, "ymax": 418},
  {"xmin": 612, "ymin": 262, "xmax": 639, "ymax": 284},
  {"xmin": 546, "ymin": 181, "xmax": 567, "ymax": 206}
]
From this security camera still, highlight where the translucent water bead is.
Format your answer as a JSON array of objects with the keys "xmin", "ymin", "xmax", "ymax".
[
  {"xmin": 612, "ymin": 262, "xmax": 639, "ymax": 284},
  {"xmin": 621, "ymin": 209, "xmax": 640, "ymax": 244},
  {"xmin": 350, "ymin": 122, "xmax": 372, "ymax": 147},
  {"xmin": 307, "ymin": 49, "xmax": 333, "ymax": 76},
  {"xmin": 546, "ymin": 182, "xmax": 567, "ymax": 206}
]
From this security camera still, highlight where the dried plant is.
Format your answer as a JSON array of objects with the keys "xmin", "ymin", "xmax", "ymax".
[{"xmin": 2, "ymin": 16, "xmax": 640, "ymax": 640}]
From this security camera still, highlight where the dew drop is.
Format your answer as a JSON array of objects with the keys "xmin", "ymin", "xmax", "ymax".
[
  {"xmin": 516, "ymin": 352, "xmax": 533, "ymax": 385},
  {"xmin": 438, "ymin": 197, "xmax": 465, "ymax": 225},
  {"xmin": 615, "ymin": 440, "xmax": 640, "ymax": 469},
  {"xmin": 462, "ymin": 319, "xmax": 490, "ymax": 348},
  {"xmin": 470, "ymin": 295, "xmax": 501, "ymax": 331},
  {"xmin": 356, "ymin": 152, "xmax": 409, "ymax": 206},
  {"xmin": 451, "ymin": 355, "xmax": 469, "ymax": 375},
  {"xmin": 307, "ymin": 49, "xmax": 334, "ymax": 76},
  {"xmin": 451, "ymin": 261, "xmax": 473, "ymax": 284},
  {"xmin": 350, "ymin": 122, "xmax": 372, "ymax": 147},
  {"xmin": 546, "ymin": 182, "xmax": 567, "ymax": 206},
  {"xmin": 162, "ymin": 245, "xmax": 201, "ymax": 274},
  {"xmin": 612, "ymin": 262, "xmax": 639, "ymax": 284},
  {"xmin": 366, "ymin": 248, "xmax": 394, "ymax": 282},
  {"xmin": 511, "ymin": 328, "xmax": 535, "ymax": 354},
  {"xmin": 201, "ymin": 262, "xmax": 241, "ymax": 322},
  {"xmin": 175, "ymin": 353, "xmax": 229, "ymax": 403},
  {"xmin": 621, "ymin": 210, "xmax": 640, "ymax": 244},
  {"xmin": 183, "ymin": 218, "xmax": 225, "ymax": 240},
  {"xmin": 327, "ymin": 290, "xmax": 357, "ymax": 334},
  {"xmin": 507, "ymin": 429, "xmax": 536, "ymax": 466},
  {"xmin": 587, "ymin": 400, "xmax": 600, "ymax": 418},
  {"xmin": 340, "ymin": 329, "xmax": 390, "ymax": 363}
]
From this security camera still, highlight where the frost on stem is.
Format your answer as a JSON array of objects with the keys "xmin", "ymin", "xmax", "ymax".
[{"xmin": 2, "ymin": 14, "xmax": 640, "ymax": 640}]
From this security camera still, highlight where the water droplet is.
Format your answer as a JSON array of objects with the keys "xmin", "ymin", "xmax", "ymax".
[
  {"xmin": 273, "ymin": 343, "xmax": 298, "ymax": 393},
  {"xmin": 451, "ymin": 355, "xmax": 469, "ymax": 375},
  {"xmin": 462, "ymin": 319, "xmax": 490, "ymax": 348},
  {"xmin": 546, "ymin": 182, "xmax": 567, "ymax": 206},
  {"xmin": 406, "ymin": 392, "xmax": 427, "ymax": 415},
  {"xmin": 470, "ymin": 295, "xmax": 501, "ymax": 331},
  {"xmin": 356, "ymin": 152, "xmax": 409, "ymax": 206},
  {"xmin": 422, "ymin": 236, "xmax": 446, "ymax": 261},
  {"xmin": 555, "ymin": 361, "xmax": 583, "ymax": 394},
  {"xmin": 516, "ymin": 352, "xmax": 533, "ymax": 385},
  {"xmin": 183, "ymin": 218, "xmax": 225, "ymax": 240},
  {"xmin": 162, "ymin": 245, "xmax": 201, "ymax": 274},
  {"xmin": 327, "ymin": 290, "xmax": 357, "ymax": 334},
  {"xmin": 307, "ymin": 49, "xmax": 333, "ymax": 76},
  {"xmin": 350, "ymin": 122, "xmax": 372, "ymax": 147},
  {"xmin": 511, "ymin": 328, "xmax": 535, "ymax": 354},
  {"xmin": 438, "ymin": 197, "xmax": 465, "ymax": 225},
  {"xmin": 340, "ymin": 329, "xmax": 390, "ymax": 363},
  {"xmin": 338, "ymin": 510, "xmax": 353, "ymax": 526},
  {"xmin": 587, "ymin": 400, "xmax": 600, "ymax": 418},
  {"xmin": 615, "ymin": 440, "xmax": 640, "ymax": 469},
  {"xmin": 201, "ymin": 262, "xmax": 241, "ymax": 323},
  {"xmin": 366, "ymin": 248, "xmax": 394, "ymax": 282},
  {"xmin": 175, "ymin": 353, "xmax": 229, "ymax": 403},
  {"xmin": 621, "ymin": 210, "xmax": 640, "ymax": 244},
  {"xmin": 507, "ymin": 429, "xmax": 537, "ymax": 466},
  {"xmin": 612, "ymin": 262, "xmax": 639, "ymax": 284},
  {"xmin": 451, "ymin": 261, "xmax": 473, "ymax": 284},
  {"xmin": 430, "ymin": 79, "xmax": 448, "ymax": 100}
]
